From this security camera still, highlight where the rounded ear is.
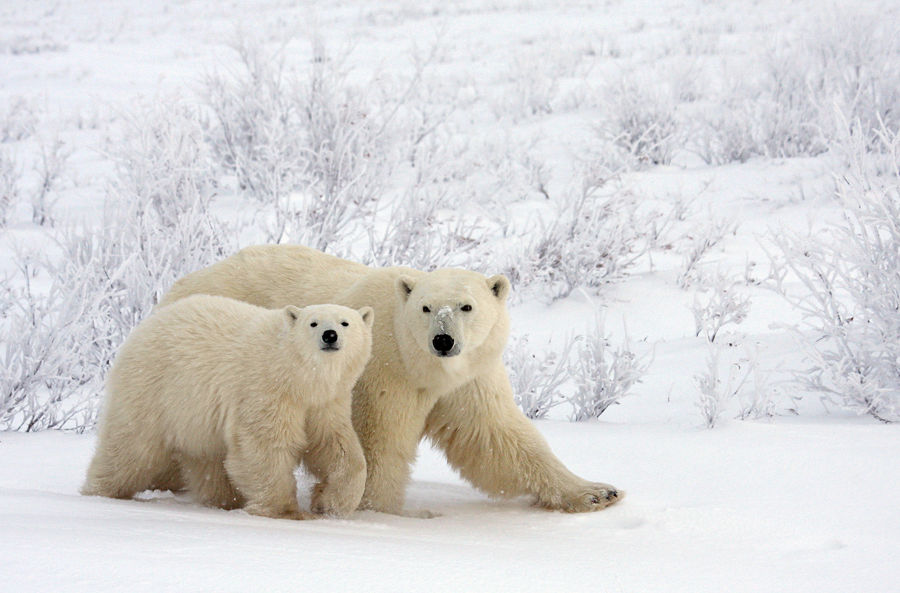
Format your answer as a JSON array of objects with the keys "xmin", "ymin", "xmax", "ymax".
[
  {"xmin": 285, "ymin": 305, "xmax": 302, "ymax": 324},
  {"xmin": 487, "ymin": 274, "xmax": 511, "ymax": 301},
  {"xmin": 358, "ymin": 306, "xmax": 375, "ymax": 329},
  {"xmin": 396, "ymin": 275, "xmax": 416, "ymax": 302}
]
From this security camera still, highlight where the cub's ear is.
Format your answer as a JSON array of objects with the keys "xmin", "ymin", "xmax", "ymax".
[
  {"xmin": 358, "ymin": 306, "xmax": 375, "ymax": 329},
  {"xmin": 487, "ymin": 274, "xmax": 510, "ymax": 301},
  {"xmin": 285, "ymin": 305, "xmax": 303, "ymax": 324},
  {"xmin": 396, "ymin": 275, "xmax": 416, "ymax": 302}
]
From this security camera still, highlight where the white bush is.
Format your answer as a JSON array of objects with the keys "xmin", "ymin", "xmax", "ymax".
[
  {"xmin": 0, "ymin": 100, "xmax": 233, "ymax": 431},
  {"xmin": 691, "ymin": 272, "xmax": 751, "ymax": 343},
  {"xmin": 568, "ymin": 317, "xmax": 649, "ymax": 421},
  {"xmin": 30, "ymin": 135, "xmax": 69, "ymax": 227},
  {"xmin": 766, "ymin": 127, "xmax": 900, "ymax": 422},
  {"xmin": 203, "ymin": 34, "xmax": 411, "ymax": 252},
  {"xmin": 0, "ymin": 96, "xmax": 35, "ymax": 143},
  {"xmin": 505, "ymin": 334, "xmax": 571, "ymax": 419},
  {"xmin": 694, "ymin": 344, "xmax": 750, "ymax": 429},
  {"xmin": 597, "ymin": 75, "xmax": 680, "ymax": 168},
  {"xmin": 0, "ymin": 149, "xmax": 19, "ymax": 226},
  {"xmin": 513, "ymin": 177, "xmax": 652, "ymax": 302}
]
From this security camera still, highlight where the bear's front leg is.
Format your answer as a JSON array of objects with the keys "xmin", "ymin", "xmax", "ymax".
[
  {"xmin": 224, "ymin": 433, "xmax": 315, "ymax": 520},
  {"xmin": 425, "ymin": 368, "xmax": 623, "ymax": 513},
  {"xmin": 303, "ymin": 398, "xmax": 366, "ymax": 517},
  {"xmin": 351, "ymin": 386, "xmax": 430, "ymax": 516}
]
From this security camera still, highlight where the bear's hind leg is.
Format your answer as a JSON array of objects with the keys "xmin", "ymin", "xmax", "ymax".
[
  {"xmin": 81, "ymin": 437, "xmax": 170, "ymax": 500},
  {"xmin": 181, "ymin": 455, "xmax": 245, "ymax": 510},
  {"xmin": 148, "ymin": 459, "xmax": 185, "ymax": 493}
]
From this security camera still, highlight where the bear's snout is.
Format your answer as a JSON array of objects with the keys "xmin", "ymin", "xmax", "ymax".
[
  {"xmin": 320, "ymin": 329, "xmax": 340, "ymax": 351},
  {"xmin": 432, "ymin": 333, "xmax": 455, "ymax": 356}
]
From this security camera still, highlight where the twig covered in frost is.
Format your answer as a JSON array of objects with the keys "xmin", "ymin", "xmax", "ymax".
[
  {"xmin": 0, "ymin": 96, "xmax": 35, "ymax": 143},
  {"xmin": 694, "ymin": 345, "xmax": 751, "ymax": 429},
  {"xmin": 735, "ymin": 344, "xmax": 784, "ymax": 420},
  {"xmin": 0, "ymin": 149, "xmax": 19, "ymax": 227},
  {"xmin": 677, "ymin": 215, "xmax": 738, "ymax": 288},
  {"xmin": 692, "ymin": 272, "xmax": 751, "ymax": 343},
  {"xmin": 505, "ymin": 334, "xmax": 572, "ymax": 419},
  {"xmin": 31, "ymin": 135, "xmax": 69, "ymax": 226},
  {"xmin": 568, "ymin": 316, "xmax": 650, "ymax": 421}
]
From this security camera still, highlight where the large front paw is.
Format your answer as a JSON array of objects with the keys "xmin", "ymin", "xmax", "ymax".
[
  {"xmin": 543, "ymin": 482, "xmax": 624, "ymax": 513},
  {"xmin": 244, "ymin": 501, "xmax": 318, "ymax": 521},
  {"xmin": 311, "ymin": 482, "xmax": 359, "ymax": 517}
]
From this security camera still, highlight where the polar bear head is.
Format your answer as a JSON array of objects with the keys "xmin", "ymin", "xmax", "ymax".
[
  {"xmin": 284, "ymin": 303, "xmax": 374, "ymax": 370},
  {"xmin": 396, "ymin": 269, "xmax": 510, "ymax": 360}
]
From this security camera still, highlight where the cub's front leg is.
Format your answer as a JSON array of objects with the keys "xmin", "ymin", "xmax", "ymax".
[
  {"xmin": 303, "ymin": 397, "xmax": 367, "ymax": 517},
  {"xmin": 224, "ymin": 420, "xmax": 314, "ymax": 520}
]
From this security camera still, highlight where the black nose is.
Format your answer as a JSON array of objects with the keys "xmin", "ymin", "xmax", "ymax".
[
  {"xmin": 322, "ymin": 330, "xmax": 338, "ymax": 344},
  {"xmin": 432, "ymin": 334, "xmax": 454, "ymax": 353}
]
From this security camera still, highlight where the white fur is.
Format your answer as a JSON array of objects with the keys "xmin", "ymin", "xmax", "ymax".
[
  {"xmin": 158, "ymin": 245, "xmax": 622, "ymax": 514},
  {"xmin": 82, "ymin": 295, "xmax": 373, "ymax": 520}
]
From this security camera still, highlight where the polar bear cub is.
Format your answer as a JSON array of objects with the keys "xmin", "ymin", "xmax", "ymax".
[{"xmin": 82, "ymin": 295, "xmax": 373, "ymax": 520}]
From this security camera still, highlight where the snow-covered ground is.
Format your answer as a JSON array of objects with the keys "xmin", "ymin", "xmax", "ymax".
[
  {"xmin": 3, "ymin": 421, "xmax": 898, "ymax": 593},
  {"xmin": 2, "ymin": 1, "xmax": 899, "ymax": 591}
]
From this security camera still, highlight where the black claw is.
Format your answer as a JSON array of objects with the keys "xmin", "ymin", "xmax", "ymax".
[
  {"xmin": 607, "ymin": 489, "xmax": 618, "ymax": 500},
  {"xmin": 590, "ymin": 495, "xmax": 601, "ymax": 504}
]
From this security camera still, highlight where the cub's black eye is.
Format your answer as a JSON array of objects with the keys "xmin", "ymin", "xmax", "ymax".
[
  {"xmin": 341, "ymin": 321, "xmax": 349, "ymax": 327},
  {"xmin": 461, "ymin": 304, "xmax": 472, "ymax": 312},
  {"xmin": 310, "ymin": 322, "xmax": 318, "ymax": 328},
  {"xmin": 422, "ymin": 306, "xmax": 431, "ymax": 313}
]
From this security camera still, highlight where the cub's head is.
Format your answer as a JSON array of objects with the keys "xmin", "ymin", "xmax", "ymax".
[
  {"xmin": 284, "ymin": 303, "xmax": 374, "ymax": 364},
  {"xmin": 396, "ymin": 268, "xmax": 510, "ymax": 359}
]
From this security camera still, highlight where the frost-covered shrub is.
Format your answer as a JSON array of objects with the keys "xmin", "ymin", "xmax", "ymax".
[
  {"xmin": 694, "ymin": 344, "xmax": 750, "ymax": 429},
  {"xmin": 677, "ymin": 216, "xmax": 738, "ymax": 288},
  {"xmin": 30, "ymin": 135, "xmax": 69, "ymax": 227},
  {"xmin": 568, "ymin": 317, "xmax": 649, "ymax": 421},
  {"xmin": 1, "ymin": 96, "xmax": 35, "ymax": 143},
  {"xmin": 505, "ymin": 334, "xmax": 571, "ymax": 419},
  {"xmin": 695, "ymin": 8, "xmax": 900, "ymax": 164},
  {"xmin": 598, "ymin": 76, "xmax": 679, "ymax": 167},
  {"xmin": 0, "ymin": 255, "xmax": 98, "ymax": 430},
  {"xmin": 0, "ymin": 99, "xmax": 233, "ymax": 431},
  {"xmin": 805, "ymin": 10, "xmax": 900, "ymax": 149},
  {"xmin": 364, "ymin": 181, "xmax": 483, "ymax": 271},
  {"xmin": 112, "ymin": 101, "xmax": 214, "ymax": 226},
  {"xmin": 514, "ymin": 179, "xmax": 651, "ymax": 301},
  {"xmin": 203, "ymin": 34, "xmax": 395, "ymax": 251},
  {"xmin": 0, "ymin": 149, "xmax": 19, "ymax": 226},
  {"xmin": 691, "ymin": 273, "xmax": 751, "ymax": 343},
  {"xmin": 735, "ymin": 344, "xmax": 784, "ymax": 421},
  {"xmin": 767, "ymin": 129, "xmax": 900, "ymax": 422}
]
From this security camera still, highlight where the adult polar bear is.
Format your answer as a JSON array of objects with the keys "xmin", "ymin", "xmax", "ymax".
[{"xmin": 159, "ymin": 245, "xmax": 622, "ymax": 515}]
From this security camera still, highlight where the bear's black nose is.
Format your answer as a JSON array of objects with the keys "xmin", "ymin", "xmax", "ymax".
[
  {"xmin": 432, "ymin": 334, "xmax": 454, "ymax": 353},
  {"xmin": 322, "ymin": 329, "xmax": 338, "ymax": 344}
]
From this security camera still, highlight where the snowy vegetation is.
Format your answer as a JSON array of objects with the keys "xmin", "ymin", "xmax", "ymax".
[{"xmin": 1, "ymin": 1, "xmax": 899, "ymax": 430}]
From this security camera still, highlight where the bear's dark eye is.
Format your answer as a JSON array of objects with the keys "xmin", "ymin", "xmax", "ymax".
[
  {"xmin": 461, "ymin": 304, "xmax": 473, "ymax": 312},
  {"xmin": 422, "ymin": 306, "xmax": 431, "ymax": 313},
  {"xmin": 310, "ymin": 322, "xmax": 318, "ymax": 328},
  {"xmin": 341, "ymin": 321, "xmax": 349, "ymax": 327}
]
